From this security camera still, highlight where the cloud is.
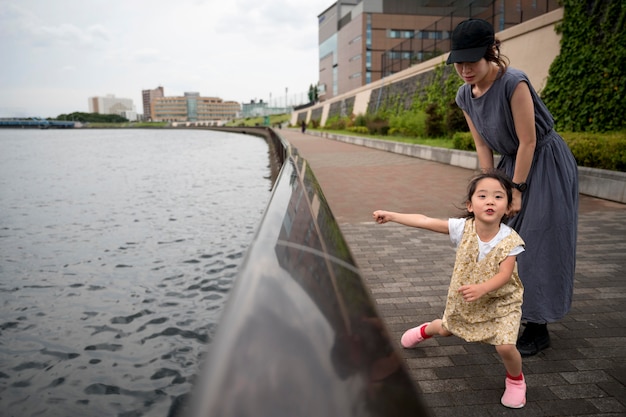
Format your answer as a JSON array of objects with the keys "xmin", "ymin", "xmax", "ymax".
[
  {"xmin": 0, "ymin": 0, "xmax": 331, "ymax": 117},
  {"xmin": 126, "ymin": 48, "xmax": 170, "ymax": 64},
  {"xmin": 31, "ymin": 23, "xmax": 111, "ymax": 48},
  {"xmin": 0, "ymin": 3, "xmax": 111, "ymax": 49}
]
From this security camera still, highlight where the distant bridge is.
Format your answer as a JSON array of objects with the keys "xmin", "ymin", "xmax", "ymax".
[{"xmin": 0, "ymin": 118, "xmax": 75, "ymax": 129}]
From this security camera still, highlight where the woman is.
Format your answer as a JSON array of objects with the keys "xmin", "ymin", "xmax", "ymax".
[{"xmin": 446, "ymin": 19, "xmax": 578, "ymax": 356}]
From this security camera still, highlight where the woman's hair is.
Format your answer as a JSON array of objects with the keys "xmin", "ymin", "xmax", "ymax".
[
  {"xmin": 462, "ymin": 169, "xmax": 514, "ymax": 222},
  {"xmin": 486, "ymin": 38, "xmax": 509, "ymax": 78}
]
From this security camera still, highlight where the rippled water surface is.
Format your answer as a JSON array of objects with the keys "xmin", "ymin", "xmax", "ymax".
[{"xmin": 0, "ymin": 128, "xmax": 271, "ymax": 416}]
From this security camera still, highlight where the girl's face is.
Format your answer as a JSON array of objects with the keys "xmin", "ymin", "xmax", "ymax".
[
  {"xmin": 453, "ymin": 58, "xmax": 492, "ymax": 86},
  {"xmin": 467, "ymin": 178, "xmax": 510, "ymax": 224}
]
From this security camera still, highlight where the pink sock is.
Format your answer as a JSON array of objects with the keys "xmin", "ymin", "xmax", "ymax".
[
  {"xmin": 507, "ymin": 372, "xmax": 524, "ymax": 381},
  {"xmin": 420, "ymin": 324, "xmax": 432, "ymax": 339}
]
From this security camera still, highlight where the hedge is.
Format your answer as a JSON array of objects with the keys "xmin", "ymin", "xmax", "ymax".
[{"xmin": 452, "ymin": 131, "xmax": 626, "ymax": 172}]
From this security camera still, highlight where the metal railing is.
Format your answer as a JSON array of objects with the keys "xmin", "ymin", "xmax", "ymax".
[{"xmin": 186, "ymin": 127, "xmax": 431, "ymax": 417}]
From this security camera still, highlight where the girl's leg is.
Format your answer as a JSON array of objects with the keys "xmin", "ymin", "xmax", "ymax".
[
  {"xmin": 424, "ymin": 319, "xmax": 452, "ymax": 337},
  {"xmin": 495, "ymin": 344, "xmax": 522, "ymax": 377},
  {"xmin": 400, "ymin": 319, "xmax": 452, "ymax": 348},
  {"xmin": 496, "ymin": 344, "xmax": 526, "ymax": 408}
]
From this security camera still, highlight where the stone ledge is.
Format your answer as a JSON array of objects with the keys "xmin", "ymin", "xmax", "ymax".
[{"xmin": 310, "ymin": 131, "xmax": 626, "ymax": 204}]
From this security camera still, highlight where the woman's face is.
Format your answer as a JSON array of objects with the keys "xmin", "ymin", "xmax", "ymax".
[{"xmin": 453, "ymin": 58, "xmax": 492, "ymax": 85}]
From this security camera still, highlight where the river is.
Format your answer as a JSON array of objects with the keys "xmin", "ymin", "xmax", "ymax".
[{"xmin": 0, "ymin": 128, "xmax": 272, "ymax": 416}]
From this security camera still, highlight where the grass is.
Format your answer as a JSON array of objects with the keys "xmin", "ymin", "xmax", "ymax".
[
  {"xmin": 313, "ymin": 128, "xmax": 456, "ymax": 149},
  {"xmin": 225, "ymin": 114, "xmax": 291, "ymax": 127}
]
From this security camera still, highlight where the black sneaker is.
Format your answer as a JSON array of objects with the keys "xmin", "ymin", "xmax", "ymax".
[{"xmin": 516, "ymin": 323, "xmax": 550, "ymax": 356}]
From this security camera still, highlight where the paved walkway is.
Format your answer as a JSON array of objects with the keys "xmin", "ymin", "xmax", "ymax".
[{"xmin": 280, "ymin": 129, "xmax": 626, "ymax": 417}]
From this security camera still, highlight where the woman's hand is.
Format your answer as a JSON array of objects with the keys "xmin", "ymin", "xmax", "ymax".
[{"xmin": 508, "ymin": 190, "xmax": 523, "ymax": 216}]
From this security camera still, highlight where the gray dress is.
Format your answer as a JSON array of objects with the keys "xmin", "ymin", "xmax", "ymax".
[{"xmin": 456, "ymin": 67, "xmax": 578, "ymax": 323}]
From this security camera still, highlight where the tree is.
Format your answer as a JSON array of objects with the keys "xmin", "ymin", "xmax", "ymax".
[
  {"xmin": 55, "ymin": 112, "xmax": 128, "ymax": 123},
  {"xmin": 308, "ymin": 84, "xmax": 319, "ymax": 103}
]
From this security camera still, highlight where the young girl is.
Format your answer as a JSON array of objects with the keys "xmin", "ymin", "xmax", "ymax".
[{"xmin": 373, "ymin": 170, "xmax": 526, "ymax": 409}]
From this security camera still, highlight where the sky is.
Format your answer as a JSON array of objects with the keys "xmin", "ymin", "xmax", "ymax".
[{"xmin": 0, "ymin": 0, "xmax": 332, "ymax": 118}]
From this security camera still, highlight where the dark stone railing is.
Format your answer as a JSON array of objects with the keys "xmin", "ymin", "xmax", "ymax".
[{"xmin": 187, "ymin": 126, "xmax": 430, "ymax": 416}]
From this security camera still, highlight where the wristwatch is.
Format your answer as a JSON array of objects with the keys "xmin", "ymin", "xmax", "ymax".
[{"xmin": 513, "ymin": 182, "xmax": 528, "ymax": 192}]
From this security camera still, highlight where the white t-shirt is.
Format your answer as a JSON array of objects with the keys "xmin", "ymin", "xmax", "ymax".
[{"xmin": 448, "ymin": 218, "xmax": 525, "ymax": 261}]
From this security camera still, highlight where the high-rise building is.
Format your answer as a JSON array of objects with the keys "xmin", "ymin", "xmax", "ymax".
[
  {"xmin": 151, "ymin": 93, "xmax": 240, "ymax": 122},
  {"xmin": 88, "ymin": 94, "xmax": 136, "ymax": 119},
  {"xmin": 318, "ymin": 0, "xmax": 560, "ymax": 101},
  {"xmin": 142, "ymin": 86, "xmax": 164, "ymax": 121}
]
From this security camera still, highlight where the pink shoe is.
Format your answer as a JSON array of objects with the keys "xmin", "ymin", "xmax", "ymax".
[
  {"xmin": 501, "ymin": 376, "xmax": 526, "ymax": 408},
  {"xmin": 400, "ymin": 322, "xmax": 430, "ymax": 348}
]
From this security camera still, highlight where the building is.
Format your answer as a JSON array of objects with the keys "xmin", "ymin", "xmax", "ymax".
[
  {"xmin": 318, "ymin": 0, "xmax": 560, "ymax": 101},
  {"xmin": 241, "ymin": 100, "xmax": 291, "ymax": 118},
  {"xmin": 151, "ymin": 92, "xmax": 240, "ymax": 122},
  {"xmin": 120, "ymin": 110, "xmax": 138, "ymax": 122},
  {"xmin": 142, "ymin": 86, "xmax": 164, "ymax": 121},
  {"xmin": 88, "ymin": 94, "xmax": 136, "ymax": 119}
]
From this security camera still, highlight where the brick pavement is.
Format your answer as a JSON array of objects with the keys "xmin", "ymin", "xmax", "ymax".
[{"xmin": 280, "ymin": 129, "xmax": 626, "ymax": 417}]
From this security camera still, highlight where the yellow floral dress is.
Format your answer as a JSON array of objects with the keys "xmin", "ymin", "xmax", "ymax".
[{"xmin": 442, "ymin": 218, "xmax": 525, "ymax": 346}]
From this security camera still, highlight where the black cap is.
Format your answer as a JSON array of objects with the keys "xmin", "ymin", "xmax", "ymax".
[{"xmin": 446, "ymin": 19, "xmax": 495, "ymax": 64}]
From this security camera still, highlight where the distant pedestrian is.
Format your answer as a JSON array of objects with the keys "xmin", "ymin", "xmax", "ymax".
[
  {"xmin": 446, "ymin": 19, "xmax": 578, "ymax": 356},
  {"xmin": 373, "ymin": 170, "xmax": 527, "ymax": 409},
  {"xmin": 301, "ymin": 120, "xmax": 306, "ymax": 133}
]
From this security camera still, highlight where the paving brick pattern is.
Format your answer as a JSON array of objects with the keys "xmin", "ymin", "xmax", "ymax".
[{"xmin": 281, "ymin": 129, "xmax": 626, "ymax": 417}]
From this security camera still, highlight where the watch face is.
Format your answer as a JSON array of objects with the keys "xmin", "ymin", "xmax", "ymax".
[{"xmin": 516, "ymin": 182, "xmax": 528, "ymax": 192}]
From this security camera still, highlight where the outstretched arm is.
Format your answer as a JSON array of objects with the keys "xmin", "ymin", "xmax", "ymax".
[
  {"xmin": 458, "ymin": 255, "xmax": 517, "ymax": 302},
  {"xmin": 372, "ymin": 210, "xmax": 449, "ymax": 234}
]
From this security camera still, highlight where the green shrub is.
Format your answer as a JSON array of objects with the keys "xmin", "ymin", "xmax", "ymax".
[
  {"xmin": 541, "ymin": 1, "xmax": 625, "ymax": 132},
  {"xmin": 389, "ymin": 111, "xmax": 427, "ymax": 137},
  {"xmin": 354, "ymin": 114, "xmax": 368, "ymax": 127},
  {"xmin": 452, "ymin": 132, "xmax": 476, "ymax": 151},
  {"xmin": 446, "ymin": 99, "xmax": 468, "ymax": 133},
  {"xmin": 451, "ymin": 130, "xmax": 626, "ymax": 172},
  {"xmin": 564, "ymin": 131, "xmax": 626, "ymax": 171},
  {"xmin": 425, "ymin": 102, "xmax": 444, "ymax": 137},
  {"xmin": 348, "ymin": 126, "xmax": 370, "ymax": 134},
  {"xmin": 324, "ymin": 115, "xmax": 348, "ymax": 130},
  {"xmin": 366, "ymin": 115, "xmax": 390, "ymax": 136}
]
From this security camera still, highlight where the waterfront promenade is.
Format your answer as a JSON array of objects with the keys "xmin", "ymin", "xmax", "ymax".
[{"xmin": 280, "ymin": 129, "xmax": 626, "ymax": 417}]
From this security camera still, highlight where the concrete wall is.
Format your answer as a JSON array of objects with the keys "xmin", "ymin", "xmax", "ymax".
[{"xmin": 292, "ymin": 8, "xmax": 563, "ymax": 126}]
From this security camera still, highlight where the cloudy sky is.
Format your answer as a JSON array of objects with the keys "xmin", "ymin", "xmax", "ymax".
[{"xmin": 0, "ymin": 0, "xmax": 332, "ymax": 118}]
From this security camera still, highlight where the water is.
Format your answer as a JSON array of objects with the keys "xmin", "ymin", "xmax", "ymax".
[{"xmin": 0, "ymin": 128, "xmax": 272, "ymax": 416}]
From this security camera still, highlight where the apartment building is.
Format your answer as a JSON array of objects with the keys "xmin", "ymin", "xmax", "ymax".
[
  {"xmin": 318, "ymin": 0, "xmax": 560, "ymax": 100},
  {"xmin": 88, "ymin": 94, "xmax": 136, "ymax": 119},
  {"xmin": 151, "ymin": 92, "xmax": 240, "ymax": 122},
  {"xmin": 142, "ymin": 86, "xmax": 164, "ymax": 121}
]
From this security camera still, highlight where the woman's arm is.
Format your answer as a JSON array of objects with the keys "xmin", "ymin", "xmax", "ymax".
[
  {"xmin": 372, "ymin": 210, "xmax": 449, "ymax": 234},
  {"xmin": 463, "ymin": 110, "xmax": 494, "ymax": 171},
  {"xmin": 458, "ymin": 255, "xmax": 517, "ymax": 302},
  {"xmin": 509, "ymin": 82, "xmax": 537, "ymax": 213}
]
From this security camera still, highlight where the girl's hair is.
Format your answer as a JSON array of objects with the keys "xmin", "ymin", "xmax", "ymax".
[
  {"xmin": 486, "ymin": 38, "xmax": 509, "ymax": 78},
  {"xmin": 462, "ymin": 169, "xmax": 515, "ymax": 223}
]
